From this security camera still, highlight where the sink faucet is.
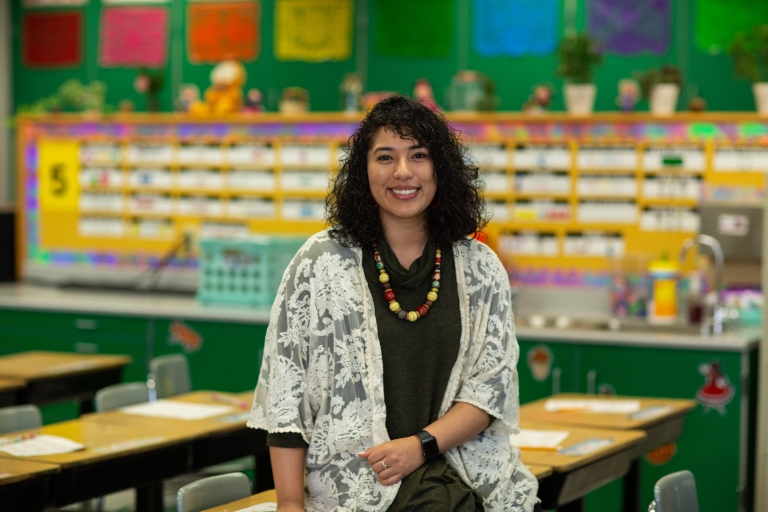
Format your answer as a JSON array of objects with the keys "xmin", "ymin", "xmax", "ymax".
[{"xmin": 679, "ymin": 234, "xmax": 725, "ymax": 335}]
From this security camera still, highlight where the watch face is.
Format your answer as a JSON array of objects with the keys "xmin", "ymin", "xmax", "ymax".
[{"xmin": 423, "ymin": 435, "xmax": 439, "ymax": 460}]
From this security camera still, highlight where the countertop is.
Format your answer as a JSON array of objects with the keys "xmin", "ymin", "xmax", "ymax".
[{"xmin": 0, "ymin": 283, "xmax": 760, "ymax": 351}]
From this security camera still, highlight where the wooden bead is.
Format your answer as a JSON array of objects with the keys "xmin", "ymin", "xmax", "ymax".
[
  {"xmin": 425, "ymin": 300, "xmax": 433, "ymax": 307},
  {"xmin": 382, "ymin": 282, "xmax": 392, "ymax": 290},
  {"xmin": 397, "ymin": 309, "xmax": 407, "ymax": 319},
  {"xmin": 407, "ymin": 311, "xmax": 419, "ymax": 322},
  {"xmin": 427, "ymin": 291, "xmax": 438, "ymax": 302},
  {"xmin": 379, "ymin": 273, "xmax": 390, "ymax": 283},
  {"xmin": 433, "ymin": 272, "xmax": 440, "ymax": 281},
  {"xmin": 432, "ymin": 281, "xmax": 440, "ymax": 288},
  {"xmin": 417, "ymin": 305, "xmax": 429, "ymax": 317},
  {"xmin": 384, "ymin": 290, "xmax": 396, "ymax": 302},
  {"xmin": 389, "ymin": 301, "xmax": 401, "ymax": 312}
]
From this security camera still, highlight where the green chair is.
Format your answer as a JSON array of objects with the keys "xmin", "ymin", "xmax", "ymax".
[
  {"xmin": 0, "ymin": 404, "xmax": 42, "ymax": 434},
  {"xmin": 95, "ymin": 382, "xmax": 150, "ymax": 412},
  {"xmin": 149, "ymin": 354, "xmax": 191, "ymax": 399},
  {"xmin": 176, "ymin": 472, "xmax": 251, "ymax": 512},
  {"xmin": 648, "ymin": 470, "xmax": 699, "ymax": 512}
]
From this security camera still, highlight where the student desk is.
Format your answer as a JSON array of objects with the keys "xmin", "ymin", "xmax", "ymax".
[
  {"xmin": 201, "ymin": 465, "xmax": 556, "ymax": 512},
  {"xmin": 0, "ymin": 379, "xmax": 25, "ymax": 407},
  {"xmin": 0, "ymin": 459, "xmax": 60, "ymax": 512},
  {"xmin": 82, "ymin": 390, "xmax": 270, "ymax": 508},
  {"xmin": 0, "ymin": 351, "xmax": 132, "ymax": 413},
  {"xmin": 521, "ymin": 394, "xmax": 696, "ymax": 512},
  {"xmin": 518, "ymin": 421, "xmax": 646, "ymax": 512}
]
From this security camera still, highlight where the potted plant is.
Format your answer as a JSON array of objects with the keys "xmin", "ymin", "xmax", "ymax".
[
  {"xmin": 728, "ymin": 25, "xmax": 768, "ymax": 114},
  {"xmin": 635, "ymin": 64, "xmax": 682, "ymax": 116},
  {"xmin": 556, "ymin": 33, "xmax": 603, "ymax": 116}
]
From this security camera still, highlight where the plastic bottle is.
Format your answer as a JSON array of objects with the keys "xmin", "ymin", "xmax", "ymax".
[{"xmin": 647, "ymin": 252, "xmax": 679, "ymax": 325}]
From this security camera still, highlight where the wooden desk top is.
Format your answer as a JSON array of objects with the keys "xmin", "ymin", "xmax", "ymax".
[
  {"xmin": 518, "ymin": 420, "xmax": 646, "ymax": 473},
  {"xmin": 0, "ymin": 351, "xmax": 132, "ymax": 381},
  {"xmin": 521, "ymin": 393, "xmax": 697, "ymax": 431},
  {"xmin": 82, "ymin": 391, "xmax": 254, "ymax": 439},
  {"xmin": 0, "ymin": 458, "xmax": 60, "ymax": 486},
  {"xmin": 527, "ymin": 463, "xmax": 553, "ymax": 480},
  {"xmin": 0, "ymin": 378, "xmax": 25, "ymax": 392},
  {"xmin": 0, "ymin": 419, "xmax": 190, "ymax": 468}
]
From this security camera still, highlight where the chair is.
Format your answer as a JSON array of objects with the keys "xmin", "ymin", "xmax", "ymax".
[
  {"xmin": 149, "ymin": 354, "xmax": 191, "ymax": 399},
  {"xmin": 648, "ymin": 470, "xmax": 699, "ymax": 512},
  {"xmin": 0, "ymin": 404, "xmax": 42, "ymax": 434},
  {"xmin": 95, "ymin": 382, "xmax": 150, "ymax": 412},
  {"xmin": 176, "ymin": 472, "xmax": 251, "ymax": 512}
]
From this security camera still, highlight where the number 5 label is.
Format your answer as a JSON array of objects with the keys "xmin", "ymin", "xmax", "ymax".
[{"xmin": 39, "ymin": 140, "xmax": 80, "ymax": 211}]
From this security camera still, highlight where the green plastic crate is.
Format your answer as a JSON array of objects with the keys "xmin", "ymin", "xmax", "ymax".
[{"xmin": 197, "ymin": 235, "xmax": 307, "ymax": 307}]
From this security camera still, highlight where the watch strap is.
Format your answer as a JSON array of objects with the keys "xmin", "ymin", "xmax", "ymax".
[{"xmin": 415, "ymin": 429, "xmax": 440, "ymax": 461}]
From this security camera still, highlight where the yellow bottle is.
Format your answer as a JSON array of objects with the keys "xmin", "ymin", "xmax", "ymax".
[{"xmin": 647, "ymin": 254, "xmax": 679, "ymax": 325}]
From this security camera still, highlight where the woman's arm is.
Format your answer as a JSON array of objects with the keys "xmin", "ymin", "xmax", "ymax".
[
  {"xmin": 270, "ymin": 446, "xmax": 306, "ymax": 512},
  {"xmin": 358, "ymin": 401, "xmax": 489, "ymax": 486}
]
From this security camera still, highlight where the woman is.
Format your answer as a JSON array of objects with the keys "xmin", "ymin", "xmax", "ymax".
[{"xmin": 248, "ymin": 96, "xmax": 538, "ymax": 511}]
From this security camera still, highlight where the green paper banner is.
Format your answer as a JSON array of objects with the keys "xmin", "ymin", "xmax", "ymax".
[
  {"xmin": 696, "ymin": 0, "xmax": 768, "ymax": 53},
  {"xmin": 374, "ymin": 0, "xmax": 452, "ymax": 57}
]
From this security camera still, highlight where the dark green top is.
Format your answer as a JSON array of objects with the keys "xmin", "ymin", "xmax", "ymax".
[{"xmin": 268, "ymin": 236, "xmax": 482, "ymax": 511}]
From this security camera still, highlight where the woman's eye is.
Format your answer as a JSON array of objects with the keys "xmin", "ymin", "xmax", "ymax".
[
  {"xmin": 414, "ymin": 152, "xmax": 428, "ymax": 159},
  {"xmin": 377, "ymin": 154, "xmax": 392, "ymax": 161}
]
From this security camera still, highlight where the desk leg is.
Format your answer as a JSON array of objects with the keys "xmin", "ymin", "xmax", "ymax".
[
  {"xmin": 558, "ymin": 498, "xmax": 585, "ymax": 512},
  {"xmin": 622, "ymin": 458, "xmax": 641, "ymax": 512},
  {"xmin": 255, "ymin": 450, "xmax": 274, "ymax": 492},
  {"xmin": 79, "ymin": 398, "xmax": 95, "ymax": 415},
  {"xmin": 136, "ymin": 482, "xmax": 164, "ymax": 512}
]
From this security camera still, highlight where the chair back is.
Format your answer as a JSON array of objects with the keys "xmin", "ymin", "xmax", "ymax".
[
  {"xmin": 95, "ymin": 382, "xmax": 150, "ymax": 412},
  {"xmin": 149, "ymin": 354, "xmax": 191, "ymax": 399},
  {"xmin": 653, "ymin": 470, "xmax": 699, "ymax": 512},
  {"xmin": 176, "ymin": 472, "xmax": 251, "ymax": 512},
  {"xmin": 0, "ymin": 405, "xmax": 42, "ymax": 434}
]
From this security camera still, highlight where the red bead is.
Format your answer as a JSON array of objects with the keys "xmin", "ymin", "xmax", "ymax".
[
  {"xmin": 425, "ymin": 300, "xmax": 433, "ymax": 307},
  {"xmin": 384, "ymin": 290, "xmax": 396, "ymax": 302},
  {"xmin": 374, "ymin": 254, "xmax": 381, "ymax": 262},
  {"xmin": 435, "ymin": 257, "xmax": 441, "ymax": 264},
  {"xmin": 417, "ymin": 305, "xmax": 429, "ymax": 317},
  {"xmin": 382, "ymin": 282, "xmax": 392, "ymax": 290},
  {"xmin": 433, "ymin": 272, "xmax": 440, "ymax": 281}
]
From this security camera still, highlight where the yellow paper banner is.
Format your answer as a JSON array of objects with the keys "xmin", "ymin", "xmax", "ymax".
[
  {"xmin": 38, "ymin": 139, "xmax": 81, "ymax": 212},
  {"xmin": 275, "ymin": 0, "xmax": 353, "ymax": 61}
]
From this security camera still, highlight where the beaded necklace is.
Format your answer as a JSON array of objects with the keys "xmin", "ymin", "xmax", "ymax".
[{"xmin": 372, "ymin": 241, "xmax": 441, "ymax": 322}]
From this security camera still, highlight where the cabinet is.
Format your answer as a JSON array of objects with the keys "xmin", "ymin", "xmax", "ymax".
[{"xmin": 517, "ymin": 336, "xmax": 758, "ymax": 512}]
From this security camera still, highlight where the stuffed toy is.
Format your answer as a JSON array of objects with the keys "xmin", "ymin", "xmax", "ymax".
[{"xmin": 190, "ymin": 60, "xmax": 246, "ymax": 115}]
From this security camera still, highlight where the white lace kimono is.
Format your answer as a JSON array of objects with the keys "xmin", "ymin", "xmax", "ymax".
[{"xmin": 248, "ymin": 230, "xmax": 538, "ymax": 511}]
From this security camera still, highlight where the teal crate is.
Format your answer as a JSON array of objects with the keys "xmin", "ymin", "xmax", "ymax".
[{"xmin": 197, "ymin": 235, "xmax": 307, "ymax": 306}]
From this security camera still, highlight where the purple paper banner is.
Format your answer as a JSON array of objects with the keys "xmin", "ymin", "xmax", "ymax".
[{"xmin": 588, "ymin": 0, "xmax": 670, "ymax": 55}]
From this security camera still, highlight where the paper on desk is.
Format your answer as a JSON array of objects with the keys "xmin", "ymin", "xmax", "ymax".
[
  {"xmin": 509, "ymin": 429, "xmax": 570, "ymax": 449},
  {"xmin": 0, "ymin": 435, "xmax": 85, "ymax": 457},
  {"xmin": 119, "ymin": 400, "xmax": 233, "ymax": 420},
  {"xmin": 544, "ymin": 399, "xmax": 641, "ymax": 414},
  {"xmin": 235, "ymin": 504, "xmax": 277, "ymax": 512}
]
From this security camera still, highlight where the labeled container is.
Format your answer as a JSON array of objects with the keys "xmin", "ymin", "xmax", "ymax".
[
  {"xmin": 647, "ymin": 257, "xmax": 679, "ymax": 324},
  {"xmin": 197, "ymin": 235, "xmax": 307, "ymax": 307}
]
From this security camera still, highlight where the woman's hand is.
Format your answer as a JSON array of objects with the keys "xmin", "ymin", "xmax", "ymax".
[{"xmin": 358, "ymin": 436, "xmax": 424, "ymax": 486}]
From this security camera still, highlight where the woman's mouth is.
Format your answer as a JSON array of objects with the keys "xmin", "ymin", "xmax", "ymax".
[{"xmin": 389, "ymin": 188, "xmax": 419, "ymax": 200}]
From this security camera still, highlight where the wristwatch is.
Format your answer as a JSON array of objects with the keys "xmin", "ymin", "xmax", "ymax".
[{"xmin": 415, "ymin": 429, "xmax": 440, "ymax": 462}]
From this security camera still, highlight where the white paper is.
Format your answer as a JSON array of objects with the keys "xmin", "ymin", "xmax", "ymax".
[
  {"xmin": 236, "ymin": 504, "xmax": 277, "ymax": 512},
  {"xmin": 509, "ymin": 429, "xmax": 570, "ymax": 449},
  {"xmin": 119, "ymin": 400, "xmax": 233, "ymax": 420},
  {"xmin": 544, "ymin": 399, "xmax": 641, "ymax": 414},
  {"xmin": 628, "ymin": 405, "xmax": 675, "ymax": 421},
  {"xmin": 558, "ymin": 437, "xmax": 614, "ymax": 456},
  {"xmin": 0, "ymin": 435, "xmax": 84, "ymax": 457}
]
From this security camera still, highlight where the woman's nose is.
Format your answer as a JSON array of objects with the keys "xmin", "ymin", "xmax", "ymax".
[{"xmin": 393, "ymin": 156, "xmax": 413, "ymax": 179}]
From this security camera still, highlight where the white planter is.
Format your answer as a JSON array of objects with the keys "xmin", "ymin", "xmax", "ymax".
[
  {"xmin": 650, "ymin": 84, "xmax": 680, "ymax": 116},
  {"xmin": 753, "ymin": 83, "xmax": 768, "ymax": 115},
  {"xmin": 564, "ymin": 84, "xmax": 597, "ymax": 117}
]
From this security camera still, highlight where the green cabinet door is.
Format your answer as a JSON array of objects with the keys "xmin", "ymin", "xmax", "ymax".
[
  {"xmin": 577, "ymin": 343, "xmax": 748, "ymax": 512},
  {"xmin": 517, "ymin": 339, "xmax": 578, "ymax": 405},
  {"xmin": 152, "ymin": 318, "xmax": 268, "ymax": 393}
]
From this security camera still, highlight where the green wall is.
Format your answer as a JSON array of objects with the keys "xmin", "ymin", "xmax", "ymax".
[{"xmin": 10, "ymin": 0, "xmax": 757, "ymax": 114}]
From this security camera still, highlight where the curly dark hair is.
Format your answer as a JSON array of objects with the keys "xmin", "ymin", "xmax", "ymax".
[{"xmin": 326, "ymin": 95, "xmax": 488, "ymax": 247}]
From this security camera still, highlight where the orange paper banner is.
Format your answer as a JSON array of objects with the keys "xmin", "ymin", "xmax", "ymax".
[{"xmin": 187, "ymin": 1, "xmax": 260, "ymax": 64}]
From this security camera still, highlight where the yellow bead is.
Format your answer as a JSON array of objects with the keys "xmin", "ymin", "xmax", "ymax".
[
  {"xmin": 379, "ymin": 273, "xmax": 390, "ymax": 283},
  {"xmin": 389, "ymin": 301, "xmax": 401, "ymax": 312},
  {"xmin": 427, "ymin": 291, "xmax": 438, "ymax": 302},
  {"xmin": 407, "ymin": 311, "xmax": 419, "ymax": 322}
]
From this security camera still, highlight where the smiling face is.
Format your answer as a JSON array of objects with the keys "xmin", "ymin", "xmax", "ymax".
[{"xmin": 367, "ymin": 127, "xmax": 437, "ymax": 231}]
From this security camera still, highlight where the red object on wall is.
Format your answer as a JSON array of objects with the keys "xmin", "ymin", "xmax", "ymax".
[
  {"xmin": 22, "ymin": 11, "xmax": 82, "ymax": 68},
  {"xmin": 187, "ymin": 2, "xmax": 260, "ymax": 64}
]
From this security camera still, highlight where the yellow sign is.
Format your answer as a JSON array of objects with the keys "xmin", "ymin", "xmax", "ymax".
[
  {"xmin": 39, "ymin": 139, "xmax": 80, "ymax": 211},
  {"xmin": 275, "ymin": 0, "xmax": 353, "ymax": 61}
]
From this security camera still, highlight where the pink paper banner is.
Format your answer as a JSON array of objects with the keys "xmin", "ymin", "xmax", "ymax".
[{"xmin": 99, "ymin": 7, "xmax": 168, "ymax": 67}]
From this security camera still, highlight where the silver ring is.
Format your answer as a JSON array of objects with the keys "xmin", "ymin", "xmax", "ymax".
[{"xmin": 380, "ymin": 460, "xmax": 389, "ymax": 470}]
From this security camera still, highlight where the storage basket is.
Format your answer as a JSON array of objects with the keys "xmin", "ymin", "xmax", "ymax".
[{"xmin": 197, "ymin": 235, "xmax": 307, "ymax": 306}]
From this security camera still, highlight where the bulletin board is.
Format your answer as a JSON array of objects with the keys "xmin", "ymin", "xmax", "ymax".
[{"xmin": 15, "ymin": 113, "xmax": 768, "ymax": 287}]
